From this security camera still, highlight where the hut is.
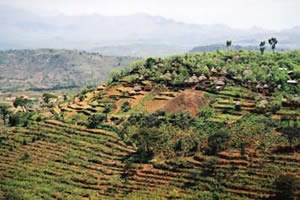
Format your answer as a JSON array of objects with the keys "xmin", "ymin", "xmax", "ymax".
[
  {"xmin": 287, "ymin": 71, "xmax": 294, "ymax": 75},
  {"xmin": 97, "ymin": 84, "xmax": 106, "ymax": 91},
  {"xmin": 144, "ymin": 84, "xmax": 153, "ymax": 91},
  {"xmin": 133, "ymin": 85, "xmax": 142, "ymax": 92},
  {"xmin": 215, "ymin": 80, "xmax": 225, "ymax": 90},
  {"xmin": 211, "ymin": 67, "xmax": 218, "ymax": 74},
  {"xmin": 287, "ymin": 80, "xmax": 298, "ymax": 85},
  {"xmin": 198, "ymin": 75, "xmax": 207, "ymax": 82},
  {"xmin": 186, "ymin": 74, "xmax": 199, "ymax": 85},
  {"xmin": 243, "ymin": 69, "xmax": 252, "ymax": 76}
]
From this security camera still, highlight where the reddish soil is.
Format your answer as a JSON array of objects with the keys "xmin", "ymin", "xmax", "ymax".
[{"xmin": 163, "ymin": 89, "xmax": 209, "ymax": 116}]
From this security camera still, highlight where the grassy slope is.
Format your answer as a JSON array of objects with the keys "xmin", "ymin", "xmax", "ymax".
[{"xmin": 1, "ymin": 51, "xmax": 300, "ymax": 199}]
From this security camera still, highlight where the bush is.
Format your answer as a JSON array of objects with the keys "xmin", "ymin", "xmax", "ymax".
[
  {"xmin": 3, "ymin": 189, "xmax": 25, "ymax": 200},
  {"xmin": 145, "ymin": 57, "xmax": 156, "ymax": 69},
  {"xmin": 207, "ymin": 130, "xmax": 231, "ymax": 155},
  {"xmin": 121, "ymin": 101, "xmax": 131, "ymax": 112},
  {"xmin": 201, "ymin": 157, "xmax": 219, "ymax": 176},
  {"xmin": 87, "ymin": 113, "xmax": 106, "ymax": 128},
  {"xmin": 173, "ymin": 137, "xmax": 199, "ymax": 156},
  {"xmin": 20, "ymin": 152, "xmax": 30, "ymax": 161},
  {"xmin": 273, "ymin": 174, "xmax": 300, "ymax": 200},
  {"xmin": 168, "ymin": 112, "xmax": 195, "ymax": 129},
  {"xmin": 8, "ymin": 112, "xmax": 33, "ymax": 127},
  {"xmin": 130, "ymin": 127, "xmax": 167, "ymax": 161}
]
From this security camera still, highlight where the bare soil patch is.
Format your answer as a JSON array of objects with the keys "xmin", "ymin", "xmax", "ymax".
[{"xmin": 163, "ymin": 89, "xmax": 209, "ymax": 116}]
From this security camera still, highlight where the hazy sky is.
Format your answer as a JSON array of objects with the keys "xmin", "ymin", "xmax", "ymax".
[{"xmin": 2, "ymin": 0, "xmax": 300, "ymax": 30}]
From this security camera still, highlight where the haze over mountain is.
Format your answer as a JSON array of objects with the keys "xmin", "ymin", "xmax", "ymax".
[
  {"xmin": 1, "ymin": 5, "xmax": 300, "ymax": 57},
  {"xmin": 0, "ymin": 49, "xmax": 138, "ymax": 93}
]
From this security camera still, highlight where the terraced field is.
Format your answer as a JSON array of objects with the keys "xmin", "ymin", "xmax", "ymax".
[
  {"xmin": 1, "ymin": 118, "xmax": 300, "ymax": 199},
  {"xmin": 1, "ymin": 79, "xmax": 300, "ymax": 199},
  {"xmin": 0, "ymin": 120, "xmax": 136, "ymax": 199},
  {"xmin": 1, "ymin": 51, "xmax": 300, "ymax": 199}
]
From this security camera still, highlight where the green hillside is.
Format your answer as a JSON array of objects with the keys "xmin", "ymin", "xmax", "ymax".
[
  {"xmin": 1, "ymin": 50, "xmax": 300, "ymax": 200},
  {"xmin": 0, "ymin": 49, "xmax": 138, "ymax": 93}
]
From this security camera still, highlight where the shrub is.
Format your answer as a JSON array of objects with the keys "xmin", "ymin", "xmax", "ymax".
[
  {"xmin": 273, "ymin": 174, "xmax": 300, "ymax": 200},
  {"xmin": 8, "ymin": 112, "xmax": 33, "ymax": 127},
  {"xmin": 280, "ymin": 127, "xmax": 300, "ymax": 149},
  {"xmin": 20, "ymin": 152, "xmax": 30, "ymax": 161},
  {"xmin": 168, "ymin": 112, "xmax": 195, "ymax": 129},
  {"xmin": 3, "ymin": 189, "xmax": 25, "ymax": 200},
  {"xmin": 207, "ymin": 130, "xmax": 231, "ymax": 155},
  {"xmin": 173, "ymin": 137, "xmax": 199, "ymax": 156},
  {"xmin": 87, "ymin": 113, "xmax": 106, "ymax": 128},
  {"xmin": 201, "ymin": 157, "xmax": 219, "ymax": 176},
  {"xmin": 130, "ymin": 127, "xmax": 167, "ymax": 161},
  {"xmin": 145, "ymin": 57, "xmax": 156, "ymax": 69},
  {"xmin": 234, "ymin": 102, "xmax": 241, "ymax": 111},
  {"xmin": 121, "ymin": 101, "xmax": 131, "ymax": 112}
]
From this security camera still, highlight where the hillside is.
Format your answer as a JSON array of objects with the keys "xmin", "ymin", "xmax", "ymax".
[
  {"xmin": 1, "ymin": 50, "xmax": 300, "ymax": 199},
  {"xmin": 0, "ymin": 49, "xmax": 138, "ymax": 93}
]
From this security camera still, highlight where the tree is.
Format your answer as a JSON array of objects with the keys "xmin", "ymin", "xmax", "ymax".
[
  {"xmin": 87, "ymin": 113, "xmax": 106, "ymax": 128},
  {"xmin": 226, "ymin": 40, "xmax": 232, "ymax": 50},
  {"xmin": 145, "ymin": 57, "xmax": 156, "ymax": 69},
  {"xmin": 103, "ymin": 104, "xmax": 112, "ymax": 121},
  {"xmin": 121, "ymin": 101, "xmax": 131, "ymax": 112},
  {"xmin": 109, "ymin": 70, "xmax": 122, "ymax": 82},
  {"xmin": 3, "ymin": 188, "xmax": 25, "ymax": 200},
  {"xmin": 131, "ymin": 128, "xmax": 166, "ymax": 159},
  {"xmin": 273, "ymin": 174, "xmax": 300, "ymax": 200},
  {"xmin": 63, "ymin": 94, "xmax": 68, "ymax": 101},
  {"xmin": 0, "ymin": 103, "xmax": 11, "ymax": 125},
  {"xmin": 280, "ymin": 127, "xmax": 300, "ymax": 149},
  {"xmin": 207, "ymin": 130, "xmax": 231, "ymax": 155},
  {"xmin": 281, "ymin": 114, "xmax": 291, "ymax": 126},
  {"xmin": 268, "ymin": 37, "xmax": 278, "ymax": 52},
  {"xmin": 13, "ymin": 96, "xmax": 31, "ymax": 112},
  {"xmin": 259, "ymin": 41, "xmax": 266, "ymax": 55},
  {"xmin": 8, "ymin": 112, "xmax": 32, "ymax": 127},
  {"xmin": 42, "ymin": 93, "xmax": 57, "ymax": 105},
  {"xmin": 168, "ymin": 112, "xmax": 194, "ymax": 129}
]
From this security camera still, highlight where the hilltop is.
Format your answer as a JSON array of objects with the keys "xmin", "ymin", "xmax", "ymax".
[
  {"xmin": 1, "ymin": 50, "xmax": 300, "ymax": 199},
  {"xmin": 0, "ymin": 49, "xmax": 138, "ymax": 93}
]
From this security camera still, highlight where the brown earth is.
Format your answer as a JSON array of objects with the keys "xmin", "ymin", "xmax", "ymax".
[{"xmin": 163, "ymin": 89, "xmax": 209, "ymax": 116}]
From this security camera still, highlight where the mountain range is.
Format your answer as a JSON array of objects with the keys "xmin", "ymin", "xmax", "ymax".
[{"xmin": 1, "ymin": 5, "xmax": 300, "ymax": 57}]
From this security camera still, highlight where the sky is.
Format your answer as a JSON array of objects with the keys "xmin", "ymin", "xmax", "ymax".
[{"xmin": 1, "ymin": 0, "xmax": 300, "ymax": 30}]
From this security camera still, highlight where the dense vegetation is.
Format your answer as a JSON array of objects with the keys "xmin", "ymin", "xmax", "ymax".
[
  {"xmin": 1, "ymin": 50, "xmax": 300, "ymax": 199},
  {"xmin": 111, "ymin": 50, "xmax": 300, "ymax": 96}
]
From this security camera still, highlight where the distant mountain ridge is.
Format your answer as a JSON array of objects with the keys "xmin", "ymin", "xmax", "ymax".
[
  {"xmin": 190, "ymin": 44, "xmax": 258, "ymax": 52},
  {"xmin": 0, "ymin": 5, "xmax": 300, "ymax": 56},
  {"xmin": 189, "ymin": 44, "xmax": 287, "ymax": 53}
]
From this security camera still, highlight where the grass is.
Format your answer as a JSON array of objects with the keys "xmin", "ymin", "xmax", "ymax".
[{"xmin": 127, "ymin": 91, "xmax": 154, "ymax": 114}]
